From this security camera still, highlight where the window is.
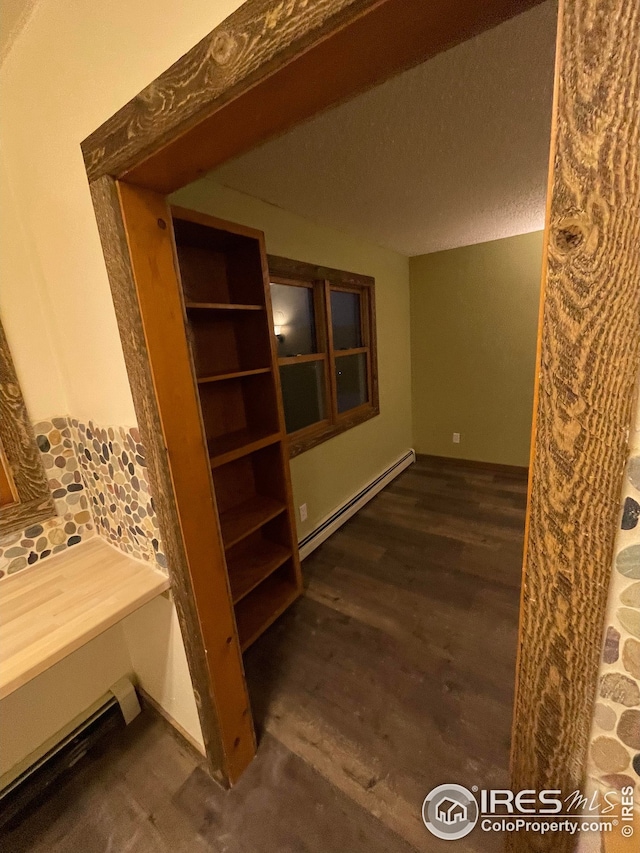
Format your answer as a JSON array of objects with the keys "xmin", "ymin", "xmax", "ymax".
[{"xmin": 268, "ymin": 256, "xmax": 379, "ymax": 457}]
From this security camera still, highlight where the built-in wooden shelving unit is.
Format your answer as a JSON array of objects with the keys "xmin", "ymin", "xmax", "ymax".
[{"xmin": 172, "ymin": 207, "xmax": 302, "ymax": 651}]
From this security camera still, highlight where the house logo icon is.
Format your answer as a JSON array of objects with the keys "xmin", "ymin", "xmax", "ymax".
[
  {"xmin": 422, "ymin": 784, "xmax": 479, "ymax": 840},
  {"xmin": 436, "ymin": 797, "xmax": 468, "ymax": 825}
]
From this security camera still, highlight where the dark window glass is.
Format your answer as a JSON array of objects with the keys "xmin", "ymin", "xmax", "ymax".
[
  {"xmin": 330, "ymin": 290, "xmax": 362, "ymax": 350},
  {"xmin": 271, "ymin": 283, "xmax": 316, "ymax": 358},
  {"xmin": 280, "ymin": 362, "xmax": 325, "ymax": 433},
  {"xmin": 335, "ymin": 353, "xmax": 367, "ymax": 413}
]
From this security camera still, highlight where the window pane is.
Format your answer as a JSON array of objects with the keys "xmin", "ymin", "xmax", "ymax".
[
  {"xmin": 270, "ymin": 283, "xmax": 316, "ymax": 357},
  {"xmin": 335, "ymin": 353, "xmax": 367, "ymax": 414},
  {"xmin": 280, "ymin": 362, "xmax": 326, "ymax": 433},
  {"xmin": 330, "ymin": 290, "xmax": 362, "ymax": 350}
]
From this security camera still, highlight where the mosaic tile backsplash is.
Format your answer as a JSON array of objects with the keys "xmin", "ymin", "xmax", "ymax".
[
  {"xmin": 71, "ymin": 420, "xmax": 166, "ymax": 569},
  {"xmin": 0, "ymin": 417, "xmax": 166, "ymax": 579},
  {"xmin": 586, "ymin": 397, "xmax": 640, "ymax": 805},
  {"xmin": 0, "ymin": 418, "xmax": 94, "ymax": 578}
]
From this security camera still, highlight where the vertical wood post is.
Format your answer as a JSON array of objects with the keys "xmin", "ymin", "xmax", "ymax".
[
  {"xmin": 508, "ymin": 0, "xmax": 640, "ymax": 849},
  {"xmin": 90, "ymin": 176, "xmax": 256, "ymax": 783}
]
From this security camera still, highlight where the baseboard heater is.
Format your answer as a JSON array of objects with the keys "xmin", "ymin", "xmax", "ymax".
[
  {"xmin": 0, "ymin": 677, "xmax": 140, "ymax": 831},
  {"xmin": 298, "ymin": 449, "xmax": 415, "ymax": 560}
]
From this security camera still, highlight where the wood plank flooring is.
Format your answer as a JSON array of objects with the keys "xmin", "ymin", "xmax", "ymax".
[{"xmin": 1, "ymin": 456, "xmax": 527, "ymax": 852}]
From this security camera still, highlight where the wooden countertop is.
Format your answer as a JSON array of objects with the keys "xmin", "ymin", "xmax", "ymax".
[{"xmin": 0, "ymin": 537, "xmax": 170, "ymax": 699}]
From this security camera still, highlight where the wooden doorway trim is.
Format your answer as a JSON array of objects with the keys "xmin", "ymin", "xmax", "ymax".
[
  {"xmin": 83, "ymin": 0, "xmax": 640, "ymax": 824},
  {"xmin": 510, "ymin": 0, "xmax": 640, "ymax": 822}
]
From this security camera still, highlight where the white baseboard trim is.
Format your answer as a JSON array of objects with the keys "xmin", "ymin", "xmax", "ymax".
[{"xmin": 298, "ymin": 449, "xmax": 416, "ymax": 560}]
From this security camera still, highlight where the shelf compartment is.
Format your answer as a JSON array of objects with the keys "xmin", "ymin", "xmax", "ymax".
[
  {"xmin": 213, "ymin": 441, "xmax": 288, "ymax": 528},
  {"xmin": 200, "ymin": 372, "xmax": 281, "ymax": 467},
  {"xmin": 234, "ymin": 563, "xmax": 300, "ymax": 651},
  {"xmin": 227, "ymin": 534, "xmax": 291, "ymax": 604},
  {"xmin": 210, "ymin": 429, "xmax": 281, "ymax": 468},
  {"xmin": 197, "ymin": 367, "xmax": 271, "ymax": 385},
  {"xmin": 170, "ymin": 207, "xmax": 302, "ymax": 662},
  {"xmin": 220, "ymin": 495, "xmax": 286, "ymax": 549},
  {"xmin": 186, "ymin": 302, "xmax": 264, "ymax": 311},
  {"xmin": 187, "ymin": 310, "xmax": 272, "ymax": 378},
  {"xmin": 173, "ymin": 217, "xmax": 266, "ymax": 306}
]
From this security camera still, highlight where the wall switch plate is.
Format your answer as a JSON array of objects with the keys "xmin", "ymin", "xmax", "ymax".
[
  {"xmin": 299, "ymin": 503, "xmax": 308, "ymax": 522},
  {"xmin": 452, "ymin": 432, "xmax": 461, "ymax": 444}
]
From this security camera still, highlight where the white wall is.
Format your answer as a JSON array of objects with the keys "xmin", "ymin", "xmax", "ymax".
[
  {"xmin": 122, "ymin": 594, "xmax": 204, "ymax": 749},
  {"xmin": 0, "ymin": 0, "xmax": 244, "ymax": 426},
  {"xmin": 0, "ymin": 149, "xmax": 68, "ymax": 420}
]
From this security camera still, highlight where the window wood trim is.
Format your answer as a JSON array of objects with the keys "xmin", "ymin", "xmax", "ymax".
[
  {"xmin": 0, "ymin": 320, "xmax": 55, "ymax": 535},
  {"xmin": 269, "ymin": 255, "xmax": 379, "ymax": 458}
]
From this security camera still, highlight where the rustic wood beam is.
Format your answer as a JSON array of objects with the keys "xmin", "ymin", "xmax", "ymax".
[{"xmin": 508, "ymin": 0, "xmax": 640, "ymax": 848}]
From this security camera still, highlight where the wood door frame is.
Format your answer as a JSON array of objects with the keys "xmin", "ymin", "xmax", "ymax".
[{"xmin": 82, "ymin": 0, "xmax": 640, "ymax": 835}]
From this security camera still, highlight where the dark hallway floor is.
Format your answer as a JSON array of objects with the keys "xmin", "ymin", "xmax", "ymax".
[{"xmin": 1, "ymin": 456, "xmax": 527, "ymax": 853}]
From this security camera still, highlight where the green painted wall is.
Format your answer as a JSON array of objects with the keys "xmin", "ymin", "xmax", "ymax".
[
  {"xmin": 171, "ymin": 179, "xmax": 412, "ymax": 540},
  {"xmin": 409, "ymin": 232, "xmax": 543, "ymax": 467}
]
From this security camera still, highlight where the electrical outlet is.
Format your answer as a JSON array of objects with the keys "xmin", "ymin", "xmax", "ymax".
[
  {"xmin": 299, "ymin": 503, "xmax": 308, "ymax": 522},
  {"xmin": 452, "ymin": 432, "xmax": 461, "ymax": 444}
]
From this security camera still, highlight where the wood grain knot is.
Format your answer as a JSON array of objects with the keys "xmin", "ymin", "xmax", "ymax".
[
  {"xmin": 211, "ymin": 32, "xmax": 236, "ymax": 65},
  {"xmin": 553, "ymin": 223, "xmax": 585, "ymax": 254}
]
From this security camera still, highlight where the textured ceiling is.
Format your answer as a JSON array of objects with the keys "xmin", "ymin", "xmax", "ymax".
[
  {"xmin": 0, "ymin": 0, "xmax": 38, "ymax": 64},
  {"xmin": 211, "ymin": 1, "xmax": 557, "ymax": 257}
]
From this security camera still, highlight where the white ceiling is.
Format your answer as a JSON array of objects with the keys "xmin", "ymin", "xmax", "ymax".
[{"xmin": 211, "ymin": 1, "xmax": 557, "ymax": 257}]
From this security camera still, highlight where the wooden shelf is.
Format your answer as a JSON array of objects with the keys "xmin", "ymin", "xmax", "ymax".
[
  {"xmin": 210, "ymin": 429, "xmax": 281, "ymax": 468},
  {"xmin": 234, "ymin": 571, "xmax": 300, "ymax": 650},
  {"xmin": 172, "ymin": 207, "xmax": 302, "ymax": 666},
  {"xmin": 227, "ymin": 539, "xmax": 291, "ymax": 603},
  {"xmin": 186, "ymin": 302, "xmax": 264, "ymax": 311},
  {"xmin": 197, "ymin": 367, "xmax": 271, "ymax": 385},
  {"xmin": 220, "ymin": 495, "xmax": 286, "ymax": 548},
  {"xmin": 0, "ymin": 538, "xmax": 170, "ymax": 699}
]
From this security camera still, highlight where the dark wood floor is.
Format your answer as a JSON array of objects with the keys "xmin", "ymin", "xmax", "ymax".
[{"xmin": 2, "ymin": 456, "xmax": 527, "ymax": 853}]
